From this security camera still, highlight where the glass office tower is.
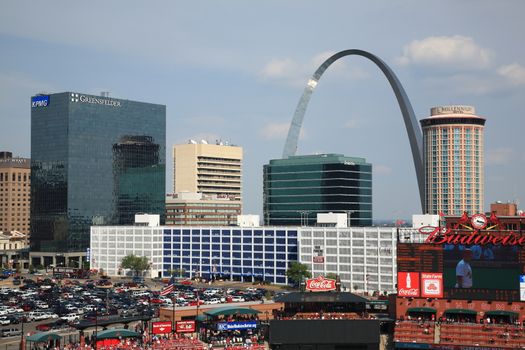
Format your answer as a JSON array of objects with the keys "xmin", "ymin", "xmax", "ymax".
[
  {"xmin": 30, "ymin": 92, "xmax": 166, "ymax": 257},
  {"xmin": 263, "ymin": 154, "xmax": 372, "ymax": 226}
]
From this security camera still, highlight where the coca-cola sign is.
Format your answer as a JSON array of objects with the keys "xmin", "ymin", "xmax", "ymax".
[
  {"xmin": 397, "ymin": 272, "xmax": 420, "ymax": 297},
  {"xmin": 305, "ymin": 275, "xmax": 336, "ymax": 292}
]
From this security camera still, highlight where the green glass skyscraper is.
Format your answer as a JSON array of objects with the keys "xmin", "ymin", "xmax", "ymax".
[
  {"xmin": 263, "ymin": 154, "xmax": 372, "ymax": 226},
  {"xmin": 30, "ymin": 92, "xmax": 165, "ymax": 266}
]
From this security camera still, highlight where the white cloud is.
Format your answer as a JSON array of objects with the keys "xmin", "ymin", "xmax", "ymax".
[
  {"xmin": 397, "ymin": 35, "xmax": 492, "ymax": 70},
  {"xmin": 498, "ymin": 63, "xmax": 525, "ymax": 86},
  {"xmin": 259, "ymin": 51, "xmax": 365, "ymax": 88},
  {"xmin": 375, "ymin": 164, "xmax": 392, "ymax": 175},
  {"xmin": 259, "ymin": 122, "xmax": 305, "ymax": 140},
  {"xmin": 344, "ymin": 119, "xmax": 361, "ymax": 129},
  {"xmin": 486, "ymin": 147, "xmax": 516, "ymax": 165}
]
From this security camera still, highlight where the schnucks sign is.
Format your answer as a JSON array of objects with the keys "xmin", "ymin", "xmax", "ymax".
[
  {"xmin": 176, "ymin": 320, "xmax": 195, "ymax": 333},
  {"xmin": 217, "ymin": 321, "xmax": 257, "ymax": 331},
  {"xmin": 420, "ymin": 213, "xmax": 525, "ymax": 247},
  {"xmin": 152, "ymin": 321, "xmax": 172, "ymax": 334},
  {"xmin": 305, "ymin": 275, "xmax": 336, "ymax": 292}
]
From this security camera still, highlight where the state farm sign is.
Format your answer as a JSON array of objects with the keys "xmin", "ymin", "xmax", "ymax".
[
  {"xmin": 421, "ymin": 273, "xmax": 443, "ymax": 298},
  {"xmin": 152, "ymin": 321, "xmax": 172, "ymax": 334},
  {"xmin": 397, "ymin": 272, "xmax": 420, "ymax": 297},
  {"xmin": 306, "ymin": 275, "xmax": 336, "ymax": 292}
]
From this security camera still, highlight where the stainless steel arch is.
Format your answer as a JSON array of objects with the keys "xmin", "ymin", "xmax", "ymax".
[{"xmin": 282, "ymin": 49, "xmax": 424, "ymax": 211}]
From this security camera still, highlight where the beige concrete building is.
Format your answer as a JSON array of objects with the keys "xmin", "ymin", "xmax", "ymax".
[
  {"xmin": 0, "ymin": 152, "xmax": 31, "ymax": 234},
  {"xmin": 171, "ymin": 141, "xmax": 242, "ymax": 226},
  {"xmin": 173, "ymin": 141, "xmax": 242, "ymax": 199},
  {"xmin": 165, "ymin": 192, "xmax": 241, "ymax": 226},
  {"xmin": 420, "ymin": 106, "xmax": 485, "ymax": 215}
]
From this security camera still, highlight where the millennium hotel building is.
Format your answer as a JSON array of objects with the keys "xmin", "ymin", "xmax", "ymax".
[
  {"xmin": 30, "ymin": 92, "xmax": 166, "ymax": 267},
  {"xmin": 420, "ymin": 105, "xmax": 485, "ymax": 215}
]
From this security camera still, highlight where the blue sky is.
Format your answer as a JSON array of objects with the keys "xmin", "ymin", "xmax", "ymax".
[{"xmin": 1, "ymin": 1, "xmax": 524, "ymax": 220}]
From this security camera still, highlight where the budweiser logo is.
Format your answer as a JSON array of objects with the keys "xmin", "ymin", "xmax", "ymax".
[
  {"xmin": 398, "ymin": 288, "xmax": 419, "ymax": 296},
  {"xmin": 306, "ymin": 275, "xmax": 336, "ymax": 292}
]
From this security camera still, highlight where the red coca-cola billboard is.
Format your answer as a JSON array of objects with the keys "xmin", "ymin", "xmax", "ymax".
[
  {"xmin": 176, "ymin": 320, "xmax": 196, "ymax": 333},
  {"xmin": 397, "ymin": 272, "xmax": 420, "ymax": 297},
  {"xmin": 152, "ymin": 321, "xmax": 172, "ymax": 334},
  {"xmin": 305, "ymin": 275, "xmax": 336, "ymax": 292}
]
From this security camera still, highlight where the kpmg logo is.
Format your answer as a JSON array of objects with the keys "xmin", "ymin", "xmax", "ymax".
[
  {"xmin": 70, "ymin": 93, "xmax": 121, "ymax": 107},
  {"xmin": 31, "ymin": 95, "xmax": 50, "ymax": 108}
]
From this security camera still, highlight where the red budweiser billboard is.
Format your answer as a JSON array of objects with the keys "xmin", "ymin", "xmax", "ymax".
[
  {"xmin": 397, "ymin": 272, "xmax": 420, "ymax": 297},
  {"xmin": 305, "ymin": 275, "xmax": 336, "ymax": 292},
  {"xmin": 152, "ymin": 321, "xmax": 172, "ymax": 334},
  {"xmin": 176, "ymin": 320, "xmax": 196, "ymax": 333},
  {"xmin": 421, "ymin": 272, "xmax": 443, "ymax": 298}
]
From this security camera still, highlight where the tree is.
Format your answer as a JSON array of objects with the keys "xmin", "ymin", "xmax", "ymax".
[
  {"xmin": 325, "ymin": 272, "xmax": 338, "ymax": 280},
  {"xmin": 121, "ymin": 254, "xmax": 150, "ymax": 276},
  {"xmin": 167, "ymin": 268, "xmax": 186, "ymax": 277},
  {"xmin": 286, "ymin": 262, "xmax": 311, "ymax": 286}
]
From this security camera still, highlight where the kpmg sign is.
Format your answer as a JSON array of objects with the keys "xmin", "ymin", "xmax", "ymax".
[
  {"xmin": 31, "ymin": 95, "xmax": 50, "ymax": 108},
  {"xmin": 217, "ymin": 321, "xmax": 257, "ymax": 331},
  {"xmin": 70, "ymin": 93, "xmax": 121, "ymax": 107}
]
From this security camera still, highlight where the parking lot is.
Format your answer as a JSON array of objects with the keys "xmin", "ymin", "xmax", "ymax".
[{"xmin": 0, "ymin": 271, "xmax": 275, "ymax": 349}]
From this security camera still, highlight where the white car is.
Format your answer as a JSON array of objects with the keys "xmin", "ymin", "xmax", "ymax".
[
  {"xmin": 0, "ymin": 318, "xmax": 10, "ymax": 325},
  {"xmin": 205, "ymin": 298, "xmax": 221, "ymax": 305},
  {"xmin": 60, "ymin": 314, "xmax": 80, "ymax": 322},
  {"xmin": 231, "ymin": 296, "xmax": 245, "ymax": 302}
]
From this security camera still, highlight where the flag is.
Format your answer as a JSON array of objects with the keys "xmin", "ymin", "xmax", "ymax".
[
  {"xmin": 160, "ymin": 275, "xmax": 176, "ymax": 296},
  {"xmin": 160, "ymin": 283, "xmax": 174, "ymax": 296}
]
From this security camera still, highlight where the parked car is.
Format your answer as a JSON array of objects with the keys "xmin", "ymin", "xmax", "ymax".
[{"xmin": 1, "ymin": 328, "xmax": 22, "ymax": 337}]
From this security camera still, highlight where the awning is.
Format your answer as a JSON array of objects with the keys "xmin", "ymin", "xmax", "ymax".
[
  {"xmin": 444, "ymin": 308, "xmax": 477, "ymax": 315},
  {"xmin": 95, "ymin": 329, "xmax": 141, "ymax": 340},
  {"xmin": 274, "ymin": 292, "xmax": 368, "ymax": 304},
  {"xmin": 196, "ymin": 314, "xmax": 212, "ymax": 322},
  {"xmin": 204, "ymin": 306, "xmax": 260, "ymax": 317},
  {"xmin": 484, "ymin": 310, "xmax": 519, "ymax": 318},
  {"xmin": 407, "ymin": 307, "xmax": 437, "ymax": 313},
  {"xmin": 26, "ymin": 332, "xmax": 62, "ymax": 343}
]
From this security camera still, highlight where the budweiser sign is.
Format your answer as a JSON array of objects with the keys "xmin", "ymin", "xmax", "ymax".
[
  {"xmin": 397, "ymin": 272, "xmax": 420, "ymax": 297},
  {"xmin": 305, "ymin": 275, "xmax": 336, "ymax": 292}
]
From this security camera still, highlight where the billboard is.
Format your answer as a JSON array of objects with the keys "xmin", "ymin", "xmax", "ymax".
[
  {"xmin": 421, "ymin": 273, "xmax": 443, "ymax": 298},
  {"xmin": 152, "ymin": 321, "xmax": 172, "ymax": 334},
  {"xmin": 176, "ymin": 321, "xmax": 195, "ymax": 333},
  {"xmin": 305, "ymin": 275, "xmax": 336, "ymax": 292},
  {"xmin": 217, "ymin": 321, "xmax": 258, "ymax": 331},
  {"xmin": 397, "ymin": 272, "xmax": 420, "ymax": 297},
  {"xmin": 397, "ymin": 241, "xmax": 523, "ymax": 301},
  {"xmin": 31, "ymin": 95, "xmax": 50, "ymax": 108}
]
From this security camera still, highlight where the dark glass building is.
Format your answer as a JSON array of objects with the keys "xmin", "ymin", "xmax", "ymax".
[
  {"xmin": 263, "ymin": 154, "xmax": 372, "ymax": 226},
  {"xmin": 30, "ymin": 92, "xmax": 165, "ymax": 260}
]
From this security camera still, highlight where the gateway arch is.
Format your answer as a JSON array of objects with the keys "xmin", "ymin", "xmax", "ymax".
[{"xmin": 282, "ymin": 49, "xmax": 425, "ymax": 211}]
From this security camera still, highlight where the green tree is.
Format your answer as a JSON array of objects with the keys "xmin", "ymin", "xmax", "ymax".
[
  {"xmin": 121, "ymin": 254, "xmax": 150, "ymax": 276},
  {"xmin": 286, "ymin": 262, "xmax": 311, "ymax": 286},
  {"xmin": 325, "ymin": 272, "xmax": 338, "ymax": 280}
]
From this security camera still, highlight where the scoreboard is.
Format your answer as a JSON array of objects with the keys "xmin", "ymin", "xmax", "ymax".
[
  {"xmin": 397, "ymin": 244, "xmax": 443, "ymax": 273},
  {"xmin": 397, "ymin": 242, "xmax": 523, "ymax": 302}
]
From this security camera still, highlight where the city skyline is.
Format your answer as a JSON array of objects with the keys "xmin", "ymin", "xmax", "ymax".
[{"xmin": 1, "ymin": 1, "xmax": 525, "ymax": 220}]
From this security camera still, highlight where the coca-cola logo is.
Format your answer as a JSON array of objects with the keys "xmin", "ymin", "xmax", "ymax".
[
  {"xmin": 306, "ymin": 275, "xmax": 336, "ymax": 292},
  {"xmin": 398, "ymin": 288, "xmax": 419, "ymax": 296}
]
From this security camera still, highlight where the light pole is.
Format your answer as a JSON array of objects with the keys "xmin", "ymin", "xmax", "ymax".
[
  {"xmin": 343, "ymin": 210, "xmax": 354, "ymax": 228},
  {"xmin": 19, "ymin": 316, "xmax": 25, "ymax": 350}
]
